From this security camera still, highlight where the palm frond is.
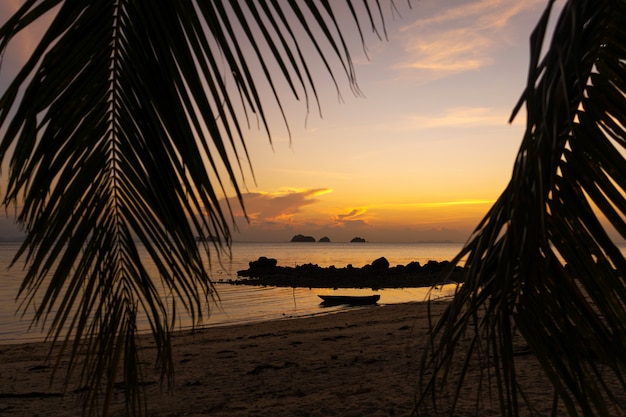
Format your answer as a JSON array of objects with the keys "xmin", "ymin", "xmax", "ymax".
[
  {"xmin": 0, "ymin": 1, "xmax": 390, "ymax": 415},
  {"xmin": 418, "ymin": 1, "xmax": 626, "ymax": 416}
]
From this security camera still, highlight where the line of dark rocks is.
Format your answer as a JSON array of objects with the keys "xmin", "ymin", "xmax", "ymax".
[{"xmin": 233, "ymin": 256, "xmax": 467, "ymax": 289}]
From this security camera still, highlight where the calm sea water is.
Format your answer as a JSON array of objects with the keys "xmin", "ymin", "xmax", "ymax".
[{"xmin": 0, "ymin": 242, "xmax": 464, "ymax": 344}]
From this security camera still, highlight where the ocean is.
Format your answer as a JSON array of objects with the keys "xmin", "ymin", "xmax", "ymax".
[{"xmin": 0, "ymin": 241, "xmax": 464, "ymax": 344}]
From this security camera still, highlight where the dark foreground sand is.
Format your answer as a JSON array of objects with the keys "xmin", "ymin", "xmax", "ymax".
[{"xmin": 1, "ymin": 301, "xmax": 624, "ymax": 417}]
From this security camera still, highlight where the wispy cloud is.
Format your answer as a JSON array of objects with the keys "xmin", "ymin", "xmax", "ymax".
[
  {"xmin": 407, "ymin": 106, "xmax": 512, "ymax": 129},
  {"xmin": 229, "ymin": 188, "xmax": 332, "ymax": 223},
  {"xmin": 370, "ymin": 106, "xmax": 520, "ymax": 134},
  {"xmin": 403, "ymin": 29, "xmax": 492, "ymax": 72},
  {"xmin": 404, "ymin": 1, "xmax": 541, "ymax": 31},
  {"xmin": 219, "ymin": 189, "xmax": 376, "ymax": 240},
  {"xmin": 397, "ymin": 0, "xmax": 545, "ymax": 78},
  {"xmin": 331, "ymin": 208, "xmax": 370, "ymax": 227},
  {"xmin": 217, "ymin": 187, "xmax": 387, "ymax": 241}
]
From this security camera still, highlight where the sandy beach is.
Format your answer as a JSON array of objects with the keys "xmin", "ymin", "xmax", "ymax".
[{"xmin": 1, "ymin": 301, "xmax": 623, "ymax": 417}]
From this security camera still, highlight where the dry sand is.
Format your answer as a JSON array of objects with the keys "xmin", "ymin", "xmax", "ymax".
[{"xmin": 1, "ymin": 301, "xmax": 624, "ymax": 417}]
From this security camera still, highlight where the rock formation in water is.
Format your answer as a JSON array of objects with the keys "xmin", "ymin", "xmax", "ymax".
[
  {"xmin": 350, "ymin": 237, "xmax": 366, "ymax": 243},
  {"xmin": 318, "ymin": 236, "xmax": 331, "ymax": 242},
  {"xmin": 235, "ymin": 256, "xmax": 467, "ymax": 289},
  {"xmin": 290, "ymin": 234, "xmax": 316, "ymax": 242}
]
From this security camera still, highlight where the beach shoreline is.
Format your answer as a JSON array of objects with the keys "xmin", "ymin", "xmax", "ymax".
[{"xmin": 2, "ymin": 299, "xmax": 617, "ymax": 417}]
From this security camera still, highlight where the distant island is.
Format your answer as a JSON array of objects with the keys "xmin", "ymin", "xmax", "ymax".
[
  {"xmin": 290, "ymin": 234, "xmax": 316, "ymax": 242},
  {"xmin": 289, "ymin": 234, "xmax": 368, "ymax": 243}
]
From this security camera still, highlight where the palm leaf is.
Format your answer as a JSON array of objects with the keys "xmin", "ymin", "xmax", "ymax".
[
  {"xmin": 417, "ymin": 1, "xmax": 626, "ymax": 416},
  {"xmin": 0, "ymin": 1, "xmax": 389, "ymax": 415}
]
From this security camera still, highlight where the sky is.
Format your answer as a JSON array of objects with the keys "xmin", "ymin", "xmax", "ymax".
[{"xmin": 0, "ymin": 1, "xmax": 561, "ymax": 243}]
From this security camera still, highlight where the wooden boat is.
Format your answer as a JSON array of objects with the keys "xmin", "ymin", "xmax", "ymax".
[{"xmin": 318, "ymin": 294, "xmax": 380, "ymax": 306}]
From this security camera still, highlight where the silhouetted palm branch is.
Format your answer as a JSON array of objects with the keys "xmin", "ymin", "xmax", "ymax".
[
  {"xmin": 0, "ymin": 1, "xmax": 390, "ymax": 415},
  {"xmin": 418, "ymin": 1, "xmax": 626, "ymax": 416}
]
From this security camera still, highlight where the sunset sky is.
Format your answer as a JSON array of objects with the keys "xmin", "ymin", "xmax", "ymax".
[{"xmin": 0, "ymin": 1, "xmax": 561, "ymax": 243}]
